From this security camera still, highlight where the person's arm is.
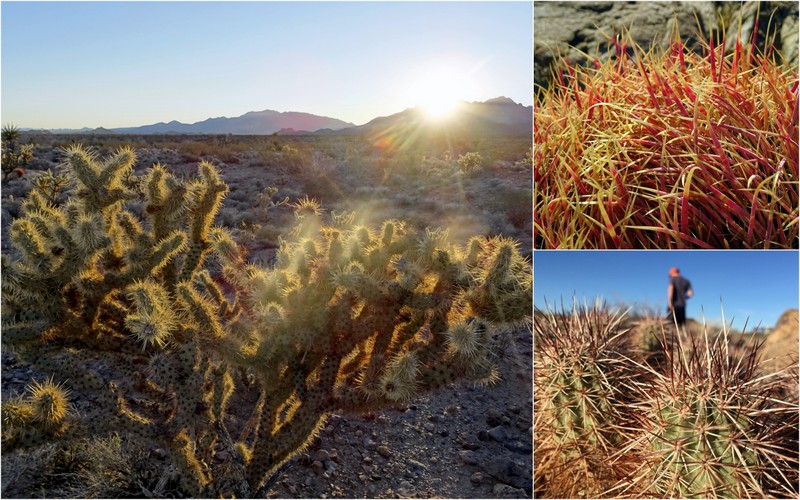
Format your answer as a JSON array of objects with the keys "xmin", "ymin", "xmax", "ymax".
[
  {"xmin": 686, "ymin": 282, "xmax": 693, "ymax": 299},
  {"xmin": 667, "ymin": 282, "xmax": 674, "ymax": 308}
]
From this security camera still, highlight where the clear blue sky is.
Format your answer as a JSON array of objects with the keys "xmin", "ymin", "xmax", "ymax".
[
  {"xmin": 1, "ymin": 1, "xmax": 532, "ymax": 129},
  {"xmin": 535, "ymin": 251, "xmax": 800, "ymax": 331}
]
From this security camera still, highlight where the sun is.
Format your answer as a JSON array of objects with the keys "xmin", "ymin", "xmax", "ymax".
[{"xmin": 409, "ymin": 69, "xmax": 465, "ymax": 119}]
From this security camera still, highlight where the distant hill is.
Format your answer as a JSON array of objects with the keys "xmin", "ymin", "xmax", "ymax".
[
  {"xmin": 109, "ymin": 110, "xmax": 355, "ymax": 135},
  {"xmin": 331, "ymin": 97, "xmax": 532, "ymax": 139},
  {"xmin": 760, "ymin": 309, "xmax": 799, "ymax": 373},
  {"xmin": 21, "ymin": 97, "xmax": 531, "ymax": 137}
]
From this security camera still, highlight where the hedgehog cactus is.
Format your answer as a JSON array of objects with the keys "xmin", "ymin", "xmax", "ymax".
[
  {"xmin": 624, "ymin": 320, "xmax": 799, "ymax": 498},
  {"xmin": 1, "ymin": 145, "xmax": 532, "ymax": 497},
  {"xmin": 533, "ymin": 300, "xmax": 636, "ymax": 498}
]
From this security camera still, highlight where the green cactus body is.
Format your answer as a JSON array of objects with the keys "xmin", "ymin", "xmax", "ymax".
[
  {"xmin": 637, "ymin": 343, "xmax": 770, "ymax": 498},
  {"xmin": 534, "ymin": 302, "xmax": 635, "ymax": 498}
]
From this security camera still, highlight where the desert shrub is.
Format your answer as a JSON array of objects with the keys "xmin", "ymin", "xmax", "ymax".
[
  {"xmin": 535, "ymin": 28, "xmax": 799, "ymax": 248},
  {"xmin": 457, "ymin": 152, "xmax": 483, "ymax": 176},
  {"xmin": 1, "ymin": 145, "xmax": 531, "ymax": 498}
]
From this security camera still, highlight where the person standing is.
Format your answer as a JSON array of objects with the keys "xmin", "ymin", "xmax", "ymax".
[{"xmin": 667, "ymin": 267, "xmax": 693, "ymax": 328}]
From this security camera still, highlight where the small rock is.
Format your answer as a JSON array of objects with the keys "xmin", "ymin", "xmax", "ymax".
[
  {"xmin": 362, "ymin": 456, "xmax": 373, "ymax": 464},
  {"xmin": 492, "ymin": 483, "xmax": 527, "ymax": 498},
  {"xmin": 324, "ymin": 460, "xmax": 336, "ymax": 472},
  {"xmin": 488, "ymin": 425, "xmax": 508, "ymax": 442},
  {"xmin": 311, "ymin": 460, "xmax": 324, "ymax": 471},
  {"xmin": 215, "ymin": 450, "xmax": 230, "ymax": 461},
  {"xmin": 460, "ymin": 450, "xmax": 479, "ymax": 466},
  {"xmin": 482, "ymin": 458, "xmax": 531, "ymax": 491},
  {"xmin": 504, "ymin": 440, "xmax": 533, "ymax": 454},
  {"xmin": 486, "ymin": 409, "xmax": 503, "ymax": 427},
  {"xmin": 428, "ymin": 414, "xmax": 441, "ymax": 423},
  {"xmin": 405, "ymin": 458, "xmax": 425, "ymax": 471},
  {"xmin": 462, "ymin": 441, "xmax": 480, "ymax": 451},
  {"xmin": 377, "ymin": 445, "xmax": 392, "ymax": 459},
  {"xmin": 398, "ymin": 480, "xmax": 414, "ymax": 494},
  {"xmin": 477, "ymin": 430, "xmax": 490, "ymax": 441},
  {"xmin": 312, "ymin": 450, "xmax": 330, "ymax": 463},
  {"xmin": 364, "ymin": 437, "xmax": 378, "ymax": 450},
  {"xmin": 423, "ymin": 422, "xmax": 435, "ymax": 432},
  {"xmin": 470, "ymin": 471, "xmax": 485, "ymax": 485}
]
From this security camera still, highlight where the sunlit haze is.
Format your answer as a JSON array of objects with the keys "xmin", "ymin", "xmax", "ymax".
[{"xmin": 1, "ymin": 2, "xmax": 532, "ymax": 129}]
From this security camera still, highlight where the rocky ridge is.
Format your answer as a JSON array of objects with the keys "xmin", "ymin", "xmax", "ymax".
[{"xmin": 534, "ymin": 1, "xmax": 799, "ymax": 92}]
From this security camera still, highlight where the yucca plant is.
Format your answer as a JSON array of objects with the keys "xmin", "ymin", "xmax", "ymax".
[
  {"xmin": 533, "ymin": 299, "xmax": 638, "ymax": 498},
  {"xmin": 535, "ymin": 23, "xmax": 799, "ymax": 248},
  {"xmin": 618, "ymin": 315, "xmax": 799, "ymax": 498}
]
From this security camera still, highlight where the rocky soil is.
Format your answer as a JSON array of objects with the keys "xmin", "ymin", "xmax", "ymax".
[
  {"xmin": 266, "ymin": 327, "xmax": 533, "ymax": 499},
  {"xmin": 534, "ymin": 1, "xmax": 799, "ymax": 92}
]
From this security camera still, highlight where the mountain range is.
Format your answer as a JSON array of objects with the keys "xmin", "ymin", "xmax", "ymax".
[{"xmin": 24, "ymin": 97, "xmax": 531, "ymax": 136}]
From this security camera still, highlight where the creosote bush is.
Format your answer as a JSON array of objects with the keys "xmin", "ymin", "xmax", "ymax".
[
  {"xmin": 535, "ymin": 26, "xmax": 799, "ymax": 248},
  {"xmin": 1, "ymin": 145, "xmax": 532, "ymax": 498}
]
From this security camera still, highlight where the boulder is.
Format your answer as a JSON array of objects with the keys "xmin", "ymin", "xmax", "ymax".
[{"xmin": 534, "ymin": 1, "xmax": 798, "ymax": 93}]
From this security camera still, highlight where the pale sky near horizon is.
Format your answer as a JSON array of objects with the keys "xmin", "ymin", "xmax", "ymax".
[{"xmin": 1, "ymin": 1, "xmax": 532, "ymax": 129}]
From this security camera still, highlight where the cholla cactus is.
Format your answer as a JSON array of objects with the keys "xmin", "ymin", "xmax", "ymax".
[
  {"xmin": 457, "ymin": 151, "xmax": 483, "ymax": 175},
  {"xmin": 1, "ymin": 145, "xmax": 532, "ymax": 497},
  {"xmin": 1, "ymin": 378, "xmax": 71, "ymax": 447},
  {"xmin": 2, "ymin": 124, "xmax": 33, "ymax": 180}
]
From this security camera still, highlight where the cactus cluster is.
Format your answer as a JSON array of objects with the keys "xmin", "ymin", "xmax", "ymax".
[
  {"xmin": 534, "ymin": 301, "xmax": 799, "ymax": 499},
  {"xmin": 1, "ymin": 145, "xmax": 532, "ymax": 497},
  {"xmin": 533, "ymin": 300, "xmax": 636, "ymax": 498}
]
